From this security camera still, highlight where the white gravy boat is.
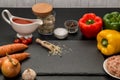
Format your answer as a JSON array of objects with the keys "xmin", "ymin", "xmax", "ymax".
[{"xmin": 2, "ymin": 9, "xmax": 43, "ymax": 38}]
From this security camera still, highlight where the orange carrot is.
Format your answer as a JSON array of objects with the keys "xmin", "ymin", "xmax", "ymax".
[
  {"xmin": 0, "ymin": 43, "xmax": 28, "ymax": 57},
  {"xmin": 0, "ymin": 52, "xmax": 30, "ymax": 68}
]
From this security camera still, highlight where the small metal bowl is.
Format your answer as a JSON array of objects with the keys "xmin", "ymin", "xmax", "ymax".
[{"xmin": 54, "ymin": 28, "xmax": 68, "ymax": 39}]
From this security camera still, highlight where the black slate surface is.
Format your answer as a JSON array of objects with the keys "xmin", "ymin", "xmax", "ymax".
[
  {"xmin": 34, "ymin": 76, "xmax": 120, "ymax": 80},
  {"xmin": 0, "ymin": 75, "xmax": 119, "ymax": 80},
  {"xmin": 20, "ymin": 40, "xmax": 105, "ymax": 75}
]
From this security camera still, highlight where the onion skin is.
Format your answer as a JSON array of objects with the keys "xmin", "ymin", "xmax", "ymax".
[{"xmin": 1, "ymin": 58, "xmax": 21, "ymax": 78}]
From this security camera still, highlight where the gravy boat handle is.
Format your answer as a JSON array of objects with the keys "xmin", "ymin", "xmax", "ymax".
[
  {"xmin": 35, "ymin": 19, "xmax": 43, "ymax": 25},
  {"xmin": 1, "ymin": 9, "xmax": 13, "ymax": 24}
]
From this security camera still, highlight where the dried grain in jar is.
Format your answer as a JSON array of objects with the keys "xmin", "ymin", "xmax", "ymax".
[{"xmin": 32, "ymin": 3, "xmax": 55, "ymax": 35}]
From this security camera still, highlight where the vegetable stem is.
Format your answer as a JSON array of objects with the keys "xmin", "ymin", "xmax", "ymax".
[
  {"xmin": 86, "ymin": 19, "xmax": 94, "ymax": 25},
  {"xmin": 101, "ymin": 38, "xmax": 108, "ymax": 47},
  {"xmin": 6, "ymin": 53, "xmax": 18, "ymax": 66}
]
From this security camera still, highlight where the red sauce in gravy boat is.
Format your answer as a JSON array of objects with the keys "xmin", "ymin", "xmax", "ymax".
[{"xmin": 2, "ymin": 9, "xmax": 43, "ymax": 38}]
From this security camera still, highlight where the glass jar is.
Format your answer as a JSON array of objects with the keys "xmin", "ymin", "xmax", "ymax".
[
  {"xmin": 32, "ymin": 3, "xmax": 55, "ymax": 35},
  {"xmin": 38, "ymin": 14, "xmax": 55, "ymax": 35}
]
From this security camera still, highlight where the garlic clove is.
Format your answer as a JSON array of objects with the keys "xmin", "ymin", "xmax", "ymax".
[{"xmin": 22, "ymin": 68, "xmax": 36, "ymax": 80}]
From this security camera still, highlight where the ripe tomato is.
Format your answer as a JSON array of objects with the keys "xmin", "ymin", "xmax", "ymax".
[
  {"xmin": 13, "ymin": 37, "xmax": 32, "ymax": 45},
  {"xmin": 22, "ymin": 39, "xmax": 29, "ymax": 45},
  {"xmin": 27, "ymin": 38, "xmax": 32, "ymax": 44},
  {"xmin": 13, "ymin": 38, "xmax": 21, "ymax": 43},
  {"xmin": 19, "ymin": 37, "xmax": 26, "ymax": 41}
]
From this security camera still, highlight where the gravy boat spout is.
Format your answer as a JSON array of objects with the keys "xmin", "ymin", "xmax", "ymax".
[{"xmin": 1, "ymin": 9, "xmax": 43, "ymax": 38}]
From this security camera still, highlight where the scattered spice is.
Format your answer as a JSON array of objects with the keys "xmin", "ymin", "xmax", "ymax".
[
  {"xmin": 36, "ymin": 38, "xmax": 72, "ymax": 57},
  {"xmin": 36, "ymin": 38, "xmax": 62, "ymax": 56},
  {"xmin": 48, "ymin": 41, "xmax": 72, "ymax": 57}
]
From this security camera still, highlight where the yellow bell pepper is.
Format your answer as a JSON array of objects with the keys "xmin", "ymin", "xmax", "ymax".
[{"xmin": 97, "ymin": 29, "xmax": 120, "ymax": 56}]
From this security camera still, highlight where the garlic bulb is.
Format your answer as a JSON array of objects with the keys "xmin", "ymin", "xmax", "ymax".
[{"xmin": 22, "ymin": 68, "xmax": 36, "ymax": 80}]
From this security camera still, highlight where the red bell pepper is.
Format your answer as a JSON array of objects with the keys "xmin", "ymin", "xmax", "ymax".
[{"xmin": 78, "ymin": 13, "xmax": 103, "ymax": 38}]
